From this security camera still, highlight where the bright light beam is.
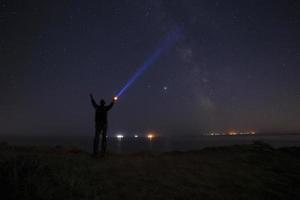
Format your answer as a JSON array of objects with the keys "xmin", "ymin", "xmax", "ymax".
[{"xmin": 116, "ymin": 28, "xmax": 181, "ymax": 98}]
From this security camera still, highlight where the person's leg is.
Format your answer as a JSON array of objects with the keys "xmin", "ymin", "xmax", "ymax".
[
  {"xmin": 93, "ymin": 126, "xmax": 100, "ymax": 156},
  {"xmin": 101, "ymin": 124, "xmax": 107, "ymax": 155}
]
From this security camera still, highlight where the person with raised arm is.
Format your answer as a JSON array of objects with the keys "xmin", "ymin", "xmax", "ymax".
[{"xmin": 90, "ymin": 93, "xmax": 116, "ymax": 156}]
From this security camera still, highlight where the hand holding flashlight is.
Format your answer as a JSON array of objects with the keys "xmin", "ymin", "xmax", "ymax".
[{"xmin": 113, "ymin": 96, "xmax": 118, "ymax": 102}]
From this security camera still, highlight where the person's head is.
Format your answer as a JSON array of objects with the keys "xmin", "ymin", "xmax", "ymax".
[{"xmin": 100, "ymin": 99, "xmax": 106, "ymax": 106}]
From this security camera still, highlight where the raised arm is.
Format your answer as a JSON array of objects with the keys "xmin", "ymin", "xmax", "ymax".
[
  {"xmin": 90, "ymin": 93, "xmax": 98, "ymax": 108},
  {"xmin": 106, "ymin": 99, "xmax": 115, "ymax": 111}
]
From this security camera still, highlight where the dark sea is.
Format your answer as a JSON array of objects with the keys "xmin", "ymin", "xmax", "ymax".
[{"xmin": 1, "ymin": 133, "xmax": 300, "ymax": 153}]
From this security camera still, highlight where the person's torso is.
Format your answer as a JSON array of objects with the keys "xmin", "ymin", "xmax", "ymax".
[{"xmin": 95, "ymin": 106, "xmax": 108, "ymax": 123}]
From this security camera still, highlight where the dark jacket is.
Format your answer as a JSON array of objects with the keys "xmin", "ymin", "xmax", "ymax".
[{"xmin": 91, "ymin": 97, "xmax": 114, "ymax": 124}]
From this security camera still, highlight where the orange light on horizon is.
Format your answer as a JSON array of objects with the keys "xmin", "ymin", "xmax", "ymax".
[
  {"xmin": 228, "ymin": 131, "xmax": 238, "ymax": 136},
  {"xmin": 147, "ymin": 132, "xmax": 156, "ymax": 140},
  {"xmin": 147, "ymin": 134, "xmax": 154, "ymax": 139},
  {"xmin": 226, "ymin": 130, "xmax": 256, "ymax": 135}
]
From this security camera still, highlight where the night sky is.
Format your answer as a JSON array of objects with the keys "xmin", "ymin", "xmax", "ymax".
[{"xmin": 1, "ymin": 0, "xmax": 299, "ymax": 136}]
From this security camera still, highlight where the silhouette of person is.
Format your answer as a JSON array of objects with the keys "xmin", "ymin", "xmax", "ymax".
[{"xmin": 90, "ymin": 93, "xmax": 115, "ymax": 156}]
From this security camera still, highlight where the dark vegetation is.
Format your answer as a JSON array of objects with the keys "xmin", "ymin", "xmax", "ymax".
[{"xmin": 0, "ymin": 141, "xmax": 300, "ymax": 200}]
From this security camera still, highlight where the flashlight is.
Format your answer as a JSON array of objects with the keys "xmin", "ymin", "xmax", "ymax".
[{"xmin": 114, "ymin": 96, "xmax": 118, "ymax": 101}]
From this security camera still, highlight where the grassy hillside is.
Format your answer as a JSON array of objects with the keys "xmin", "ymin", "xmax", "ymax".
[{"xmin": 0, "ymin": 141, "xmax": 300, "ymax": 200}]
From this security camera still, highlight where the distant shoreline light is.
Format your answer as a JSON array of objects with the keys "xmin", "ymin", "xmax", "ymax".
[
  {"xmin": 147, "ymin": 132, "xmax": 156, "ymax": 140},
  {"xmin": 116, "ymin": 134, "xmax": 124, "ymax": 139},
  {"xmin": 206, "ymin": 131, "xmax": 256, "ymax": 136},
  {"xmin": 113, "ymin": 132, "xmax": 158, "ymax": 139}
]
